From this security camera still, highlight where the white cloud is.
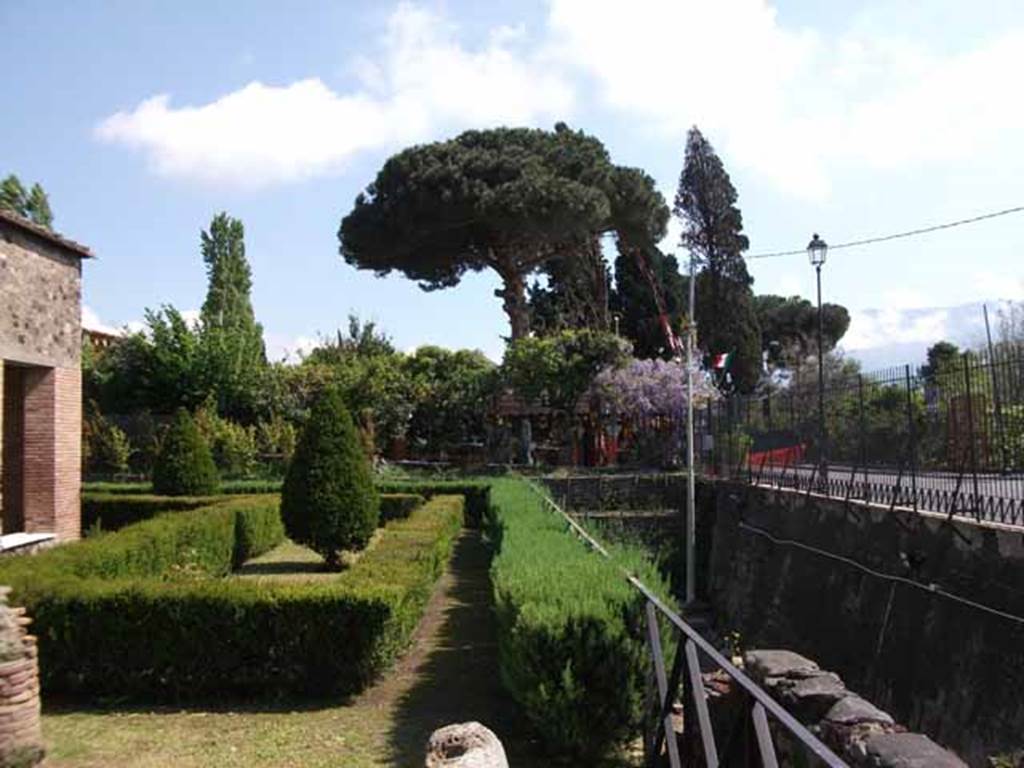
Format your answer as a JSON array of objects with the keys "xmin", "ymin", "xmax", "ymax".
[
  {"xmin": 843, "ymin": 307, "xmax": 952, "ymax": 351},
  {"xmin": 264, "ymin": 333, "xmax": 319, "ymax": 363},
  {"xmin": 81, "ymin": 305, "xmax": 124, "ymax": 336},
  {"xmin": 547, "ymin": 0, "xmax": 1024, "ymax": 199},
  {"xmin": 96, "ymin": 3, "xmax": 573, "ymax": 187}
]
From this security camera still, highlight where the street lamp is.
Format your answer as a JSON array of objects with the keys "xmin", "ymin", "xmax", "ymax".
[{"xmin": 807, "ymin": 233, "xmax": 828, "ymax": 483}]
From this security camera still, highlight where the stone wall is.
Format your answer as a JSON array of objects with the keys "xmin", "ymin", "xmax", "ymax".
[
  {"xmin": 706, "ymin": 481, "xmax": 1024, "ymax": 766},
  {"xmin": 740, "ymin": 649, "xmax": 966, "ymax": 767},
  {"xmin": 0, "ymin": 220, "xmax": 82, "ymax": 369}
]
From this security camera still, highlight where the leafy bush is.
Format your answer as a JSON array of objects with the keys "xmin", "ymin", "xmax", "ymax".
[
  {"xmin": 488, "ymin": 478, "xmax": 672, "ymax": 759},
  {"xmin": 379, "ymin": 493, "xmax": 425, "ymax": 523},
  {"xmin": 0, "ymin": 495, "xmax": 461, "ymax": 701},
  {"xmin": 83, "ymin": 406, "xmax": 132, "ymax": 476},
  {"xmin": 281, "ymin": 390, "xmax": 379, "ymax": 566},
  {"xmin": 153, "ymin": 409, "xmax": 219, "ymax": 496},
  {"xmin": 195, "ymin": 406, "xmax": 259, "ymax": 478}
]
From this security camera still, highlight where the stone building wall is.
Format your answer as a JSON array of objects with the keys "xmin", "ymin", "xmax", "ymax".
[
  {"xmin": 0, "ymin": 214, "xmax": 87, "ymax": 541},
  {"xmin": 0, "ymin": 221, "xmax": 82, "ymax": 369}
]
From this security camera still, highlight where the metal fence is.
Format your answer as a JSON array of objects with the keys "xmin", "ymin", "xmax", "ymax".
[
  {"xmin": 699, "ymin": 347, "xmax": 1024, "ymax": 526},
  {"xmin": 529, "ymin": 481, "xmax": 849, "ymax": 767}
]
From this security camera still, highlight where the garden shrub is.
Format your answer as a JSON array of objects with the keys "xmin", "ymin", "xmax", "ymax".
[
  {"xmin": 378, "ymin": 493, "xmax": 425, "ymax": 523},
  {"xmin": 152, "ymin": 409, "xmax": 219, "ymax": 496},
  {"xmin": 377, "ymin": 480, "xmax": 490, "ymax": 527},
  {"xmin": 82, "ymin": 493, "xmax": 219, "ymax": 534},
  {"xmin": 0, "ymin": 495, "xmax": 461, "ymax": 701},
  {"xmin": 281, "ymin": 390, "xmax": 379, "ymax": 566},
  {"xmin": 488, "ymin": 477, "xmax": 672, "ymax": 760}
]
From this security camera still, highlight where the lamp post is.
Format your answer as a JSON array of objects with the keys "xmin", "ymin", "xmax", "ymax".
[{"xmin": 807, "ymin": 233, "xmax": 828, "ymax": 483}]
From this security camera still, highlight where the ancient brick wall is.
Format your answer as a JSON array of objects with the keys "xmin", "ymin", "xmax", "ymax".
[{"xmin": 705, "ymin": 481, "xmax": 1024, "ymax": 765}]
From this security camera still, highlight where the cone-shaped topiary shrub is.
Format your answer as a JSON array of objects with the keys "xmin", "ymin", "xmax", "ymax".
[
  {"xmin": 281, "ymin": 389, "xmax": 379, "ymax": 568},
  {"xmin": 152, "ymin": 408, "xmax": 220, "ymax": 496}
]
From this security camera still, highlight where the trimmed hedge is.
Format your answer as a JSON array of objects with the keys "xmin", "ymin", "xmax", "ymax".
[
  {"xmin": 379, "ymin": 493, "xmax": 425, "ymax": 523},
  {"xmin": 281, "ymin": 391, "xmax": 379, "ymax": 564},
  {"xmin": 152, "ymin": 409, "xmax": 219, "ymax": 496},
  {"xmin": 82, "ymin": 493, "xmax": 220, "ymax": 534},
  {"xmin": 378, "ymin": 480, "xmax": 490, "ymax": 527},
  {"xmin": 488, "ymin": 478, "xmax": 673, "ymax": 760},
  {"xmin": 0, "ymin": 495, "xmax": 462, "ymax": 701}
]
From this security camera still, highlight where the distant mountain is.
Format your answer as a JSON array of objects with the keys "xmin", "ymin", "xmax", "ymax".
[{"xmin": 840, "ymin": 300, "xmax": 1009, "ymax": 372}]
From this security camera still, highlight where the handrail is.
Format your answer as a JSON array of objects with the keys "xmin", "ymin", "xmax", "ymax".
[{"xmin": 527, "ymin": 479, "xmax": 849, "ymax": 767}]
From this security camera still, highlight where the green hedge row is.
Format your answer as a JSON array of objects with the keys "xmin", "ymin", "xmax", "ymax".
[
  {"xmin": 83, "ymin": 491, "xmax": 425, "ymax": 534},
  {"xmin": 378, "ymin": 480, "xmax": 490, "ymax": 527},
  {"xmin": 487, "ymin": 478, "xmax": 673, "ymax": 760},
  {"xmin": 82, "ymin": 493, "xmax": 221, "ymax": 533},
  {"xmin": 379, "ymin": 493, "xmax": 425, "ymax": 523},
  {"xmin": 1, "ymin": 495, "xmax": 462, "ymax": 701}
]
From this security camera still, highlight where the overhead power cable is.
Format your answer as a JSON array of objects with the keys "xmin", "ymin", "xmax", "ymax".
[{"xmin": 746, "ymin": 204, "xmax": 1024, "ymax": 260}]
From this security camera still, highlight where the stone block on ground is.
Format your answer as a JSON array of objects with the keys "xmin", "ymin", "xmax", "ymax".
[
  {"xmin": 856, "ymin": 732, "xmax": 968, "ymax": 768},
  {"xmin": 425, "ymin": 722, "xmax": 509, "ymax": 768},
  {"xmin": 743, "ymin": 649, "xmax": 820, "ymax": 682}
]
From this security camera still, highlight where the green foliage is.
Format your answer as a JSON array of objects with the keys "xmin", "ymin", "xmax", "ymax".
[
  {"xmin": 612, "ymin": 243, "xmax": 689, "ymax": 359},
  {"xmin": 199, "ymin": 213, "xmax": 267, "ymax": 421},
  {"xmin": 0, "ymin": 495, "xmax": 461, "ymax": 701},
  {"xmin": 921, "ymin": 340, "xmax": 961, "ymax": 384},
  {"xmin": 755, "ymin": 294, "xmax": 851, "ymax": 368},
  {"xmin": 194, "ymin": 405, "xmax": 258, "ymax": 478},
  {"xmin": 501, "ymin": 328, "xmax": 630, "ymax": 411},
  {"xmin": 281, "ymin": 390, "xmax": 379, "ymax": 566},
  {"xmin": 82, "ymin": 405, "xmax": 131, "ymax": 476},
  {"xmin": 339, "ymin": 124, "xmax": 667, "ymax": 339},
  {"xmin": 674, "ymin": 127, "xmax": 762, "ymax": 392},
  {"xmin": 0, "ymin": 173, "xmax": 53, "ymax": 228},
  {"xmin": 378, "ymin": 493, "xmax": 425, "ymax": 523},
  {"xmin": 404, "ymin": 346, "xmax": 496, "ymax": 454},
  {"xmin": 376, "ymin": 480, "xmax": 490, "ymax": 527},
  {"xmin": 81, "ymin": 493, "xmax": 217, "ymax": 534},
  {"xmin": 527, "ymin": 237, "xmax": 612, "ymax": 334},
  {"xmin": 256, "ymin": 414, "xmax": 298, "ymax": 464},
  {"xmin": 302, "ymin": 318, "xmax": 415, "ymax": 455},
  {"xmin": 488, "ymin": 478, "xmax": 673, "ymax": 759},
  {"xmin": 153, "ymin": 409, "xmax": 220, "ymax": 496}
]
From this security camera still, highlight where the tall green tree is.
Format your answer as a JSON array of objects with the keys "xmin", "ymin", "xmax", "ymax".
[
  {"xmin": 673, "ymin": 127, "xmax": 761, "ymax": 391},
  {"xmin": 339, "ymin": 124, "xmax": 667, "ymax": 340},
  {"xmin": 1, "ymin": 174, "xmax": 53, "ymax": 229},
  {"xmin": 197, "ymin": 213, "xmax": 267, "ymax": 420},
  {"xmin": 755, "ymin": 294, "xmax": 850, "ymax": 368},
  {"xmin": 527, "ymin": 237, "xmax": 612, "ymax": 334},
  {"xmin": 611, "ymin": 243, "xmax": 688, "ymax": 359}
]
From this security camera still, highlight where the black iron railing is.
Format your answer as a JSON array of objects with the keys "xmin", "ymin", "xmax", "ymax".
[
  {"xmin": 702, "ymin": 348, "xmax": 1024, "ymax": 527},
  {"xmin": 528, "ymin": 482, "xmax": 849, "ymax": 767}
]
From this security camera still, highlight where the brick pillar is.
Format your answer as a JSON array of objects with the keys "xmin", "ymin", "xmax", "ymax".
[{"xmin": 21, "ymin": 366, "xmax": 80, "ymax": 541}]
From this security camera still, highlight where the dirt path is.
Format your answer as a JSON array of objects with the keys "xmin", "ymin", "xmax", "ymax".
[{"xmin": 366, "ymin": 529, "xmax": 547, "ymax": 765}]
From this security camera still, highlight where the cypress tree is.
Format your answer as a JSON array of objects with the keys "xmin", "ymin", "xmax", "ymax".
[
  {"xmin": 197, "ymin": 213, "xmax": 266, "ymax": 420},
  {"xmin": 281, "ymin": 389, "xmax": 379, "ymax": 568},
  {"xmin": 673, "ymin": 127, "xmax": 762, "ymax": 392},
  {"xmin": 153, "ymin": 408, "xmax": 219, "ymax": 496}
]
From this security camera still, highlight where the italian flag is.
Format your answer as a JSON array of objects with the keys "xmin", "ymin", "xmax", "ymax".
[{"xmin": 711, "ymin": 352, "xmax": 733, "ymax": 370}]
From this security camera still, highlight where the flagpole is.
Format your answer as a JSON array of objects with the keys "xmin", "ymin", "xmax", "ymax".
[{"xmin": 685, "ymin": 252, "xmax": 696, "ymax": 606}]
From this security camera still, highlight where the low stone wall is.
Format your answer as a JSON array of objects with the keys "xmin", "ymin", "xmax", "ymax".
[
  {"xmin": 742, "ymin": 649, "xmax": 965, "ymax": 767},
  {"xmin": 707, "ymin": 481, "xmax": 1024, "ymax": 766},
  {"xmin": 0, "ymin": 587, "xmax": 42, "ymax": 767}
]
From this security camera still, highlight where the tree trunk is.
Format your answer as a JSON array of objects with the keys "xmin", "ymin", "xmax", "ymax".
[{"xmin": 495, "ymin": 266, "xmax": 530, "ymax": 340}]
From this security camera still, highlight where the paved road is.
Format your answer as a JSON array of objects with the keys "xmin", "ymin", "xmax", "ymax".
[{"xmin": 751, "ymin": 462, "xmax": 1024, "ymax": 526}]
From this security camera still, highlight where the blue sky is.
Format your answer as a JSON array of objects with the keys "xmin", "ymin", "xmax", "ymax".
[{"xmin": 3, "ymin": 0, "xmax": 1023, "ymax": 365}]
